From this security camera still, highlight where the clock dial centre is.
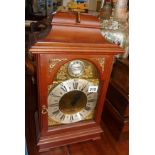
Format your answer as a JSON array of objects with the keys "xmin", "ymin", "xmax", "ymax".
[{"xmin": 59, "ymin": 90, "xmax": 87, "ymax": 115}]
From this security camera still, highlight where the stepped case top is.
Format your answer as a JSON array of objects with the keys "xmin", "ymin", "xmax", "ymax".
[
  {"xmin": 30, "ymin": 11, "xmax": 123, "ymax": 54},
  {"xmin": 29, "ymin": 11, "xmax": 124, "ymax": 152}
]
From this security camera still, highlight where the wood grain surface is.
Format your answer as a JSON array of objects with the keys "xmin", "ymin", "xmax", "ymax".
[
  {"xmin": 26, "ymin": 11, "xmax": 126, "ymax": 154},
  {"xmin": 25, "ymin": 74, "xmax": 128, "ymax": 155}
]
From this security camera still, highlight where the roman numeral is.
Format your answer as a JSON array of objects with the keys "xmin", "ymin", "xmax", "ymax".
[
  {"xmin": 60, "ymin": 85, "xmax": 68, "ymax": 92},
  {"xmin": 52, "ymin": 110, "xmax": 60, "ymax": 116},
  {"xmin": 73, "ymin": 80, "xmax": 78, "ymax": 89},
  {"xmin": 88, "ymin": 99, "xmax": 95, "ymax": 102},
  {"xmin": 85, "ymin": 106, "xmax": 91, "ymax": 111},
  {"xmin": 79, "ymin": 113, "xmax": 84, "ymax": 118},
  {"xmin": 80, "ymin": 82, "xmax": 88, "ymax": 91},
  {"xmin": 60, "ymin": 114, "xmax": 65, "ymax": 121},
  {"xmin": 70, "ymin": 115, "xmax": 74, "ymax": 121},
  {"xmin": 87, "ymin": 92, "xmax": 93, "ymax": 96},
  {"xmin": 49, "ymin": 103, "xmax": 59, "ymax": 107},
  {"xmin": 50, "ymin": 93, "xmax": 61, "ymax": 98}
]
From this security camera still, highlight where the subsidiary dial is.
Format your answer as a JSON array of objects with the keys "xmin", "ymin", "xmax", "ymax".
[{"xmin": 68, "ymin": 60, "xmax": 85, "ymax": 77}]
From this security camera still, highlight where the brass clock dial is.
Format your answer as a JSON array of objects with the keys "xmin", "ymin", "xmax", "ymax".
[{"xmin": 48, "ymin": 79, "xmax": 98, "ymax": 124}]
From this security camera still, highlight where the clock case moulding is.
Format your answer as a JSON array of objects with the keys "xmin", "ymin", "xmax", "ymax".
[{"xmin": 28, "ymin": 11, "xmax": 124, "ymax": 152}]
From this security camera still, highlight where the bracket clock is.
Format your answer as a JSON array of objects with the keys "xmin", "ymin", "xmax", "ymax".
[{"xmin": 28, "ymin": 11, "xmax": 124, "ymax": 152}]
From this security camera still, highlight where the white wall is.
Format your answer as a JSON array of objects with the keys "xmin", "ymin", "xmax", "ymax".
[{"xmin": 63, "ymin": 0, "xmax": 72, "ymax": 7}]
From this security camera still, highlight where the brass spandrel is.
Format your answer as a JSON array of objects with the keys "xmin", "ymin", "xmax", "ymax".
[
  {"xmin": 80, "ymin": 61, "xmax": 98, "ymax": 79},
  {"xmin": 48, "ymin": 82, "xmax": 59, "ymax": 94},
  {"xmin": 91, "ymin": 58, "xmax": 105, "ymax": 72},
  {"xmin": 49, "ymin": 58, "xmax": 68, "ymax": 73},
  {"xmin": 48, "ymin": 117, "xmax": 60, "ymax": 126},
  {"xmin": 56, "ymin": 64, "xmax": 69, "ymax": 81}
]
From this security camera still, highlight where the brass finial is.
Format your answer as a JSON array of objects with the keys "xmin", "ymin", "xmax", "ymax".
[{"xmin": 76, "ymin": 12, "xmax": 81, "ymax": 23}]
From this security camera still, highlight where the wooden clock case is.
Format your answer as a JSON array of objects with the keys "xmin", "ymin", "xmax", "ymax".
[{"xmin": 28, "ymin": 11, "xmax": 124, "ymax": 152}]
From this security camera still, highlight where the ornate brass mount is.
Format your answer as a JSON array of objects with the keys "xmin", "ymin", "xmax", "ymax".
[
  {"xmin": 48, "ymin": 58, "xmax": 104, "ymax": 80},
  {"xmin": 49, "ymin": 58, "xmax": 68, "ymax": 73},
  {"xmin": 91, "ymin": 58, "xmax": 105, "ymax": 72}
]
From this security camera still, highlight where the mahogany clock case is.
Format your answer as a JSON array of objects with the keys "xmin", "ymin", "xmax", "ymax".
[
  {"xmin": 33, "ymin": 54, "xmax": 119, "ymax": 152},
  {"xmin": 28, "ymin": 12, "xmax": 124, "ymax": 152}
]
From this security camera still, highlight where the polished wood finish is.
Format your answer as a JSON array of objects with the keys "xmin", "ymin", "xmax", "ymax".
[
  {"xmin": 106, "ymin": 81, "xmax": 129, "ymax": 117},
  {"xmin": 28, "ymin": 11, "xmax": 124, "ymax": 152},
  {"xmin": 111, "ymin": 58, "xmax": 129, "ymax": 94},
  {"xmin": 102, "ymin": 58, "xmax": 129, "ymax": 140},
  {"xmin": 25, "ymin": 74, "xmax": 129, "ymax": 155}
]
